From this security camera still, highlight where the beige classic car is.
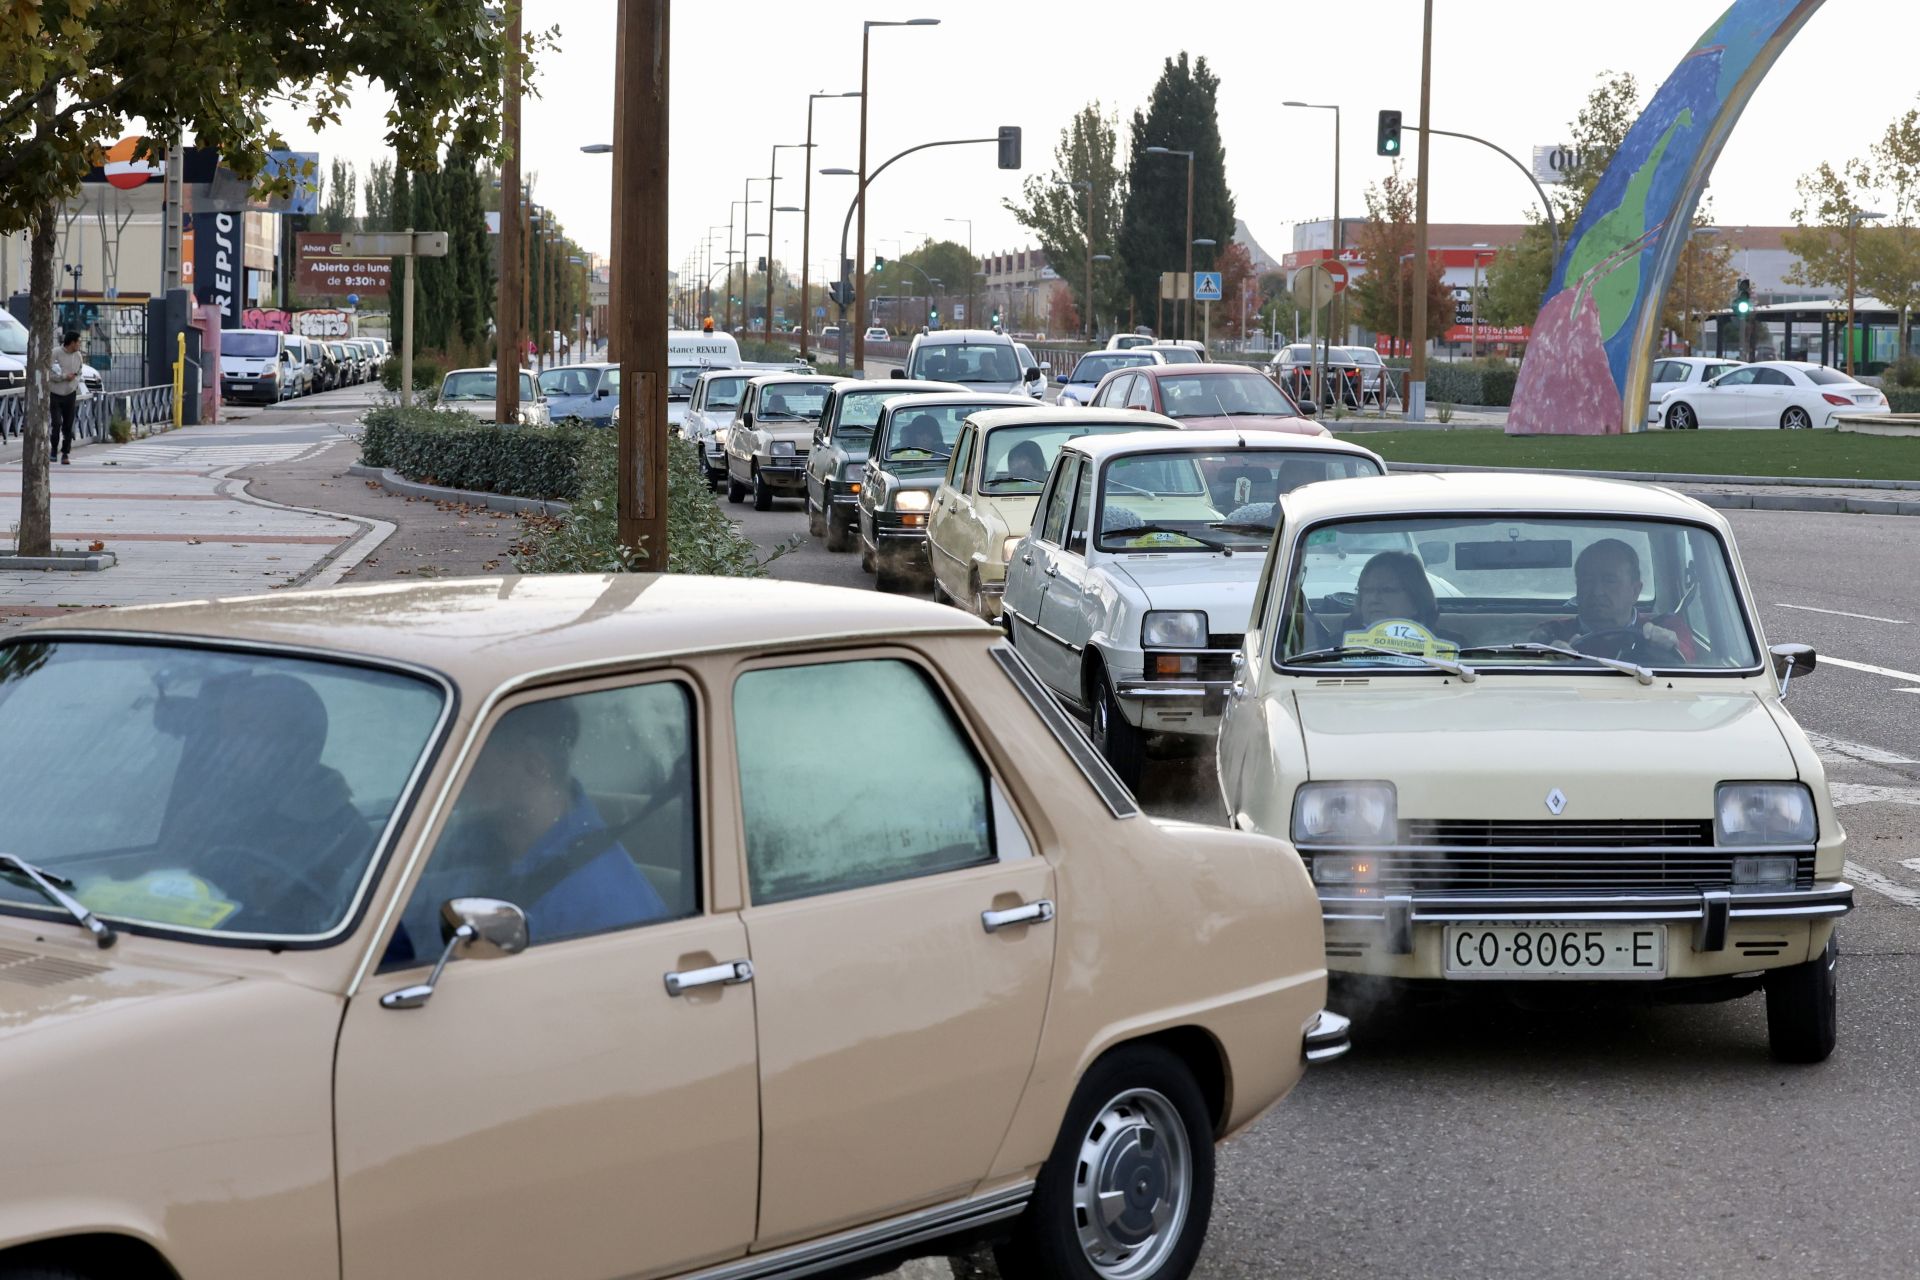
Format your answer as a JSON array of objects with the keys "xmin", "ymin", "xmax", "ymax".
[
  {"xmin": 1215, "ymin": 473, "xmax": 1852, "ymax": 1062},
  {"xmin": 725, "ymin": 373, "xmax": 848, "ymax": 510},
  {"xmin": 927, "ymin": 406, "xmax": 1181, "ymax": 621},
  {"xmin": 0, "ymin": 575, "xmax": 1345, "ymax": 1280}
]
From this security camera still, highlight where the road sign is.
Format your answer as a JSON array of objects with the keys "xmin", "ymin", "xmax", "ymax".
[
  {"xmin": 1323, "ymin": 261, "xmax": 1349, "ymax": 294},
  {"xmin": 1194, "ymin": 271, "xmax": 1222, "ymax": 302},
  {"xmin": 340, "ymin": 231, "xmax": 448, "ymax": 258},
  {"xmin": 1291, "ymin": 264, "xmax": 1335, "ymax": 312},
  {"xmin": 1531, "ymin": 145, "xmax": 1584, "ymax": 185}
]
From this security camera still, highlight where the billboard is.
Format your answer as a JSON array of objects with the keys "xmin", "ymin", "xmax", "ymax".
[
  {"xmin": 192, "ymin": 211, "xmax": 243, "ymax": 328},
  {"xmin": 296, "ymin": 232, "xmax": 392, "ymax": 298}
]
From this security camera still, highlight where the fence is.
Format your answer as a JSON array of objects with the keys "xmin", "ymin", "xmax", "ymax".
[{"xmin": 0, "ymin": 384, "xmax": 177, "ymax": 442}]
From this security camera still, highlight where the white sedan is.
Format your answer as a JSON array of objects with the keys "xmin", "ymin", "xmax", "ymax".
[
  {"xmin": 1657, "ymin": 360, "xmax": 1887, "ymax": 430},
  {"xmin": 1646, "ymin": 356, "xmax": 1743, "ymax": 425}
]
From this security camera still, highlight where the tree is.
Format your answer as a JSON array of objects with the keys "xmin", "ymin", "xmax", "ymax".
[
  {"xmin": 1662, "ymin": 216, "xmax": 1739, "ymax": 350},
  {"xmin": 364, "ymin": 158, "xmax": 397, "ymax": 229},
  {"xmin": 1347, "ymin": 164, "xmax": 1454, "ymax": 349},
  {"xmin": 1783, "ymin": 104, "xmax": 1920, "ymax": 354},
  {"xmin": 1212, "ymin": 241, "xmax": 1254, "ymax": 339},
  {"xmin": 1117, "ymin": 53, "xmax": 1236, "ymax": 334},
  {"xmin": 0, "ymin": 0, "xmax": 531, "ymax": 555},
  {"xmin": 1048, "ymin": 282, "xmax": 1080, "ymax": 336},
  {"xmin": 1004, "ymin": 102, "xmax": 1128, "ymax": 336},
  {"xmin": 314, "ymin": 157, "xmax": 357, "ymax": 233}
]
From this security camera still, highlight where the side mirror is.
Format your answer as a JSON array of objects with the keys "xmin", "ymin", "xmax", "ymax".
[
  {"xmin": 812, "ymin": 426, "xmax": 825, "ymax": 444},
  {"xmin": 1041, "ymin": 361, "xmax": 1052, "ymax": 373},
  {"xmin": 1024, "ymin": 365, "xmax": 1042, "ymax": 381},
  {"xmin": 1297, "ymin": 401, "xmax": 1318, "ymax": 417},
  {"xmin": 1771, "ymin": 642, "xmax": 1816, "ymax": 697},
  {"xmin": 595, "ymin": 387, "xmax": 611, "ymax": 398},
  {"xmin": 379, "ymin": 897, "xmax": 530, "ymax": 1010},
  {"xmin": 890, "ymin": 369, "xmax": 906, "ymax": 380}
]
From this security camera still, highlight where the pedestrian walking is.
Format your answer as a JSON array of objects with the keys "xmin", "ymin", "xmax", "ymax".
[{"xmin": 49, "ymin": 330, "xmax": 85, "ymax": 465}]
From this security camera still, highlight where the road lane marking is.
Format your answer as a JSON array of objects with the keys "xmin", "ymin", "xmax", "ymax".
[
  {"xmin": 1805, "ymin": 732, "xmax": 1918, "ymax": 767},
  {"xmin": 1777, "ymin": 602, "xmax": 1908, "ymax": 624},
  {"xmin": 1904, "ymin": 858, "xmax": 1920, "ymax": 874},
  {"xmin": 1845, "ymin": 861, "xmax": 1920, "ymax": 911},
  {"xmin": 1830, "ymin": 782, "xmax": 1920, "ymax": 807},
  {"xmin": 1818, "ymin": 654, "xmax": 1920, "ymax": 684}
]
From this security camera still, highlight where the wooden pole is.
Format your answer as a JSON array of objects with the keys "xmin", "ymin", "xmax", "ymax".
[
  {"xmin": 1407, "ymin": 0, "xmax": 1433, "ymax": 420},
  {"xmin": 608, "ymin": 0, "xmax": 626, "ymax": 362},
  {"xmin": 616, "ymin": 0, "xmax": 669, "ymax": 567},
  {"xmin": 495, "ymin": 2, "xmax": 522, "ymax": 425}
]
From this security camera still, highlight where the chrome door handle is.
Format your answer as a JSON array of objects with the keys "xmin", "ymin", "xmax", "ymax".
[
  {"xmin": 1044, "ymin": 563, "xmax": 1057, "ymax": 577},
  {"xmin": 1021, "ymin": 552, "xmax": 1033, "ymax": 565},
  {"xmin": 982, "ymin": 900, "xmax": 1055, "ymax": 933},
  {"xmin": 663, "ymin": 959, "xmax": 754, "ymax": 997}
]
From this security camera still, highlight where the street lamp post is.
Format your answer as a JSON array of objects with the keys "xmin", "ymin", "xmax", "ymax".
[
  {"xmin": 725, "ymin": 199, "xmax": 759, "ymax": 332},
  {"xmin": 1283, "ymin": 102, "xmax": 1341, "ymax": 342},
  {"xmin": 495, "ymin": 0, "xmax": 523, "ymax": 425},
  {"xmin": 1469, "ymin": 242, "xmax": 1491, "ymax": 359},
  {"xmin": 801, "ymin": 91, "xmax": 860, "ymax": 359},
  {"xmin": 1847, "ymin": 209, "xmax": 1885, "ymax": 376},
  {"xmin": 1144, "ymin": 146, "xmax": 1195, "ymax": 340},
  {"xmin": 1408, "ymin": 0, "xmax": 1434, "ymax": 420},
  {"xmin": 855, "ymin": 17, "xmax": 942, "ymax": 376},
  {"xmin": 944, "ymin": 217, "xmax": 973, "ymax": 325},
  {"xmin": 766, "ymin": 143, "xmax": 807, "ymax": 344}
]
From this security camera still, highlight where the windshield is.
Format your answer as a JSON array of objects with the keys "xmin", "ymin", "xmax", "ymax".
[
  {"xmin": 1099, "ymin": 449, "xmax": 1381, "ymax": 550},
  {"xmin": 704, "ymin": 376, "xmax": 746, "ymax": 409},
  {"xmin": 1339, "ymin": 347, "xmax": 1382, "ymax": 367},
  {"xmin": 541, "ymin": 367, "xmax": 599, "ymax": 397},
  {"xmin": 909, "ymin": 342, "xmax": 1020, "ymax": 384},
  {"xmin": 1274, "ymin": 515, "xmax": 1759, "ymax": 672},
  {"xmin": 1801, "ymin": 366, "xmax": 1853, "ymax": 386},
  {"xmin": 441, "ymin": 371, "xmax": 535, "ymax": 401},
  {"xmin": 881, "ymin": 403, "xmax": 988, "ymax": 464},
  {"xmin": 1157, "ymin": 372, "xmax": 1298, "ymax": 419},
  {"xmin": 1070, "ymin": 353, "xmax": 1149, "ymax": 384},
  {"xmin": 668, "ymin": 366, "xmax": 703, "ymax": 397},
  {"xmin": 224, "ymin": 331, "xmax": 279, "ymax": 358},
  {"xmin": 979, "ymin": 422, "xmax": 1148, "ymax": 495},
  {"xmin": 0, "ymin": 641, "xmax": 445, "ymax": 941},
  {"xmin": 757, "ymin": 382, "xmax": 833, "ymax": 420},
  {"xmin": 1152, "ymin": 347, "xmax": 1202, "ymax": 364},
  {"xmin": 833, "ymin": 387, "xmax": 928, "ymax": 432}
]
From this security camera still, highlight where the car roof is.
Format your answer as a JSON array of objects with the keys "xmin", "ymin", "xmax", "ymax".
[
  {"xmin": 745, "ymin": 372, "xmax": 851, "ymax": 389},
  {"xmin": 27, "ymin": 576, "xmax": 995, "ymax": 698},
  {"xmin": 1135, "ymin": 363, "xmax": 1271, "ymax": 380},
  {"xmin": 443, "ymin": 367, "xmax": 534, "ymax": 377},
  {"xmin": 879, "ymin": 391, "xmax": 1032, "ymax": 413},
  {"xmin": 695, "ymin": 367, "xmax": 750, "ymax": 382},
  {"xmin": 1664, "ymin": 355, "xmax": 1741, "ymax": 366},
  {"xmin": 837, "ymin": 379, "xmax": 969, "ymax": 397},
  {"xmin": 1064, "ymin": 427, "xmax": 1383, "ymax": 464},
  {"xmin": 1279, "ymin": 471, "xmax": 1726, "ymax": 528},
  {"xmin": 966, "ymin": 406, "xmax": 1182, "ymax": 433},
  {"xmin": 910, "ymin": 329, "xmax": 1016, "ymax": 346}
]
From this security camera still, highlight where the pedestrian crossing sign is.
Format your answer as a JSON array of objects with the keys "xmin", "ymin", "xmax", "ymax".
[{"xmin": 1194, "ymin": 271, "xmax": 1222, "ymax": 302}]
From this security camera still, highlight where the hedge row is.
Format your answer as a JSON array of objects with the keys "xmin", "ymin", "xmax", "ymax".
[
  {"xmin": 1886, "ymin": 387, "xmax": 1920, "ymax": 415},
  {"xmin": 359, "ymin": 406, "xmax": 591, "ymax": 500}
]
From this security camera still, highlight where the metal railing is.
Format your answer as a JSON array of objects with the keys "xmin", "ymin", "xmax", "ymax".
[{"xmin": 0, "ymin": 384, "xmax": 179, "ymax": 442}]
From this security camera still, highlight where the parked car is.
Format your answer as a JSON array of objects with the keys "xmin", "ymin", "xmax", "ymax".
[
  {"xmin": 1107, "ymin": 332, "xmax": 1156, "ymax": 351},
  {"xmin": 858, "ymin": 391, "xmax": 1032, "ymax": 591},
  {"xmin": 1056, "ymin": 349, "xmax": 1167, "ymax": 407},
  {"xmin": 1647, "ymin": 356, "xmax": 1743, "ymax": 425},
  {"xmin": 281, "ymin": 334, "xmax": 319, "ymax": 399},
  {"xmin": 928, "ymin": 406, "xmax": 1180, "ymax": 622},
  {"xmin": 1656, "ymin": 360, "xmax": 1883, "ymax": 430},
  {"xmin": 539, "ymin": 361, "xmax": 620, "ymax": 426},
  {"xmin": 1087, "ymin": 363, "xmax": 1329, "ymax": 436},
  {"xmin": 217, "ymin": 328, "xmax": 288, "ymax": 404},
  {"xmin": 724, "ymin": 373, "xmax": 848, "ymax": 510},
  {"xmin": 1270, "ymin": 343, "xmax": 1364, "ymax": 407},
  {"xmin": 1012, "ymin": 342, "xmax": 1051, "ymax": 400},
  {"xmin": 1216, "ymin": 471, "xmax": 1854, "ymax": 1062},
  {"xmin": 683, "ymin": 368, "xmax": 754, "ymax": 486},
  {"xmin": 1003, "ymin": 430, "xmax": 1385, "ymax": 786},
  {"xmin": 0, "ymin": 575, "xmax": 1346, "ymax": 1280},
  {"xmin": 804, "ymin": 379, "xmax": 967, "ymax": 551},
  {"xmin": 820, "ymin": 324, "xmax": 842, "ymax": 342},
  {"xmin": 1335, "ymin": 344, "xmax": 1391, "ymax": 405},
  {"xmin": 434, "ymin": 367, "xmax": 549, "ymax": 426},
  {"xmin": 896, "ymin": 329, "xmax": 1043, "ymax": 398},
  {"xmin": 1146, "ymin": 340, "xmax": 1209, "ymax": 363}
]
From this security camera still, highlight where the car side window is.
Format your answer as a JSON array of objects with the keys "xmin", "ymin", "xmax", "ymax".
[
  {"xmin": 1095, "ymin": 374, "xmax": 1127, "ymax": 408},
  {"xmin": 947, "ymin": 424, "xmax": 976, "ymax": 492},
  {"xmin": 1039, "ymin": 455, "xmax": 1078, "ymax": 544},
  {"xmin": 1753, "ymin": 367, "xmax": 1793, "ymax": 386},
  {"xmin": 1714, "ymin": 368, "xmax": 1758, "ymax": 387},
  {"xmin": 1065, "ymin": 460, "xmax": 1095, "ymax": 555},
  {"xmin": 1125, "ymin": 377, "xmax": 1154, "ymax": 410},
  {"xmin": 736, "ymin": 659, "xmax": 994, "ymax": 904},
  {"xmin": 381, "ymin": 681, "xmax": 699, "ymax": 970},
  {"xmin": 1651, "ymin": 360, "xmax": 1680, "ymax": 383}
]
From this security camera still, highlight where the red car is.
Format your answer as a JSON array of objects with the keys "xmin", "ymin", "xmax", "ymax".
[{"xmin": 1084, "ymin": 362, "xmax": 1329, "ymax": 436}]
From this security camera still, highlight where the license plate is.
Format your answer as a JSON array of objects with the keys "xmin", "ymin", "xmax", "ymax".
[{"xmin": 1444, "ymin": 923, "xmax": 1666, "ymax": 979}]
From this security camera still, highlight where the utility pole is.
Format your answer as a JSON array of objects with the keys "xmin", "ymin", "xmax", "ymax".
[
  {"xmin": 1407, "ymin": 0, "xmax": 1433, "ymax": 421},
  {"xmin": 616, "ymin": 0, "xmax": 668, "ymax": 567},
  {"xmin": 494, "ymin": 1, "xmax": 523, "ymax": 426},
  {"xmin": 608, "ymin": 0, "xmax": 626, "ymax": 362}
]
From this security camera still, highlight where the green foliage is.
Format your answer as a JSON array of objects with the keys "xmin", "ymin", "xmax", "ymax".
[
  {"xmin": 1785, "ymin": 107, "xmax": 1920, "ymax": 349},
  {"xmin": 107, "ymin": 414, "xmax": 132, "ymax": 444},
  {"xmin": 378, "ymin": 354, "xmax": 444, "ymax": 395},
  {"xmin": 1347, "ymin": 163, "xmax": 1457, "ymax": 346},
  {"xmin": 1885, "ymin": 356, "xmax": 1920, "ymax": 388},
  {"xmin": 359, "ymin": 406, "xmax": 589, "ymax": 499},
  {"xmin": 313, "ymin": 158, "xmax": 358, "ymax": 233},
  {"xmin": 1886, "ymin": 386, "xmax": 1920, "ymax": 413},
  {"xmin": 1004, "ymin": 103, "xmax": 1129, "ymax": 335},
  {"xmin": 1481, "ymin": 219, "xmax": 1557, "ymax": 328},
  {"xmin": 1117, "ymin": 53, "xmax": 1236, "ymax": 329},
  {"xmin": 1394, "ymin": 359, "xmax": 1520, "ymax": 407}
]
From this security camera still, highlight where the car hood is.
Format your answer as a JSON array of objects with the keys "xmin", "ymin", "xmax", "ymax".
[
  {"xmin": 1110, "ymin": 554, "xmax": 1264, "ymax": 633},
  {"xmin": 757, "ymin": 422, "xmax": 819, "ymax": 446},
  {"xmin": 0, "ymin": 938, "xmax": 243, "ymax": 1041},
  {"xmin": 1173, "ymin": 413, "xmax": 1327, "ymax": 437},
  {"xmin": 1291, "ymin": 685, "xmax": 1795, "ymax": 818},
  {"xmin": 978, "ymin": 492, "xmax": 1044, "ymax": 536}
]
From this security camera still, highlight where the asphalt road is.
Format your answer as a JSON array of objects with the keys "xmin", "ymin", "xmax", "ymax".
[{"xmin": 735, "ymin": 490, "xmax": 1920, "ymax": 1280}]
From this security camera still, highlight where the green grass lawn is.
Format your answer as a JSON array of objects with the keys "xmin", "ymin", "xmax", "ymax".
[{"xmin": 1355, "ymin": 429, "xmax": 1920, "ymax": 482}]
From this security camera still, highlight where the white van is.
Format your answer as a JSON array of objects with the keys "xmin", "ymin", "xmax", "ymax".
[
  {"xmin": 219, "ymin": 329, "xmax": 289, "ymax": 404},
  {"xmin": 667, "ymin": 329, "xmax": 743, "ymax": 427}
]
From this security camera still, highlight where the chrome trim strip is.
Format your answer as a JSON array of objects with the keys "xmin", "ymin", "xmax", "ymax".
[
  {"xmin": 1004, "ymin": 606, "xmax": 1083, "ymax": 655},
  {"xmin": 990, "ymin": 646, "xmax": 1138, "ymax": 819},
  {"xmin": 1114, "ymin": 680, "xmax": 1233, "ymax": 699},
  {"xmin": 681, "ymin": 1182, "xmax": 1033, "ymax": 1280},
  {"xmin": 1304, "ymin": 1009, "xmax": 1352, "ymax": 1064},
  {"xmin": 1299, "ymin": 843, "xmax": 1815, "ymax": 857}
]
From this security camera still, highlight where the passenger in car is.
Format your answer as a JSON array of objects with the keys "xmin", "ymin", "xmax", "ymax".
[
  {"xmin": 898, "ymin": 413, "xmax": 946, "ymax": 456},
  {"xmin": 1532, "ymin": 538, "xmax": 1694, "ymax": 662},
  {"xmin": 1343, "ymin": 551, "xmax": 1442, "ymax": 633},
  {"xmin": 1002, "ymin": 439, "xmax": 1048, "ymax": 481}
]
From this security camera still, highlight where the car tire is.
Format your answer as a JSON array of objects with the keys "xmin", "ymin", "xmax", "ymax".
[
  {"xmin": 1764, "ymin": 933, "xmax": 1838, "ymax": 1064},
  {"xmin": 727, "ymin": 473, "xmax": 747, "ymax": 504},
  {"xmin": 995, "ymin": 1043, "xmax": 1214, "ymax": 1280},
  {"xmin": 1781, "ymin": 406, "xmax": 1813, "ymax": 430},
  {"xmin": 807, "ymin": 492, "xmax": 826, "ymax": 538},
  {"xmin": 753, "ymin": 469, "xmax": 773, "ymax": 512},
  {"xmin": 873, "ymin": 544, "xmax": 906, "ymax": 593},
  {"xmin": 1090, "ymin": 665, "xmax": 1146, "ymax": 791},
  {"xmin": 825, "ymin": 506, "xmax": 854, "ymax": 553},
  {"xmin": 860, "ymin": 528, "xmax": 876, "ymax": 575},
  {"xmin": 1666, "ymin": 403, "xmax": 1696, "ymax": 430}
]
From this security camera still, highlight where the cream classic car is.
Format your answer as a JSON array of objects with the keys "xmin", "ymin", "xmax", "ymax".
[
  {"xmin": 1215, "ymin": 472, "xmax": 1853, "ymax": 1063},
  {"xmin": 724, "ymin": 373, "xmax": 848, "ymax": 510},
  {"xmin": 928, "ymin": 406, "xmax": 1181, "ymax": 622},
  {"xmin": 0, "ymin": 575, "xmax": 1346, "ymax": 1280},
  {"xmin": 1002, "ymin": 430, "xmax": 1385, "ymax": 787}
]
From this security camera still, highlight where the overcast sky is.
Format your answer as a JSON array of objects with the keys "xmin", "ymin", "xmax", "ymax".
[{"xmin": 269, "ymin": 0, "xmax": 1918, "ymax": 279}]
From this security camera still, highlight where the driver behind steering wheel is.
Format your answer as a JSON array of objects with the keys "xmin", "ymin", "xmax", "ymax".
[{"xmin": 1532, "ymin": 538, "xmax": 1694, "ymax": 664}]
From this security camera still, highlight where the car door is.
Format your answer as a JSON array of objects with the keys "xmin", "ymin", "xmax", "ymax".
[
  {"xmin": 728, "ymin": 651, "xmax": 1054, "ymax": 1245},
  {"xmin": 1039, "ymin": 460, "xmax": 1099, "ymax": 696},
  {"xmin": 1007, "ymin": 454, "xmax": 1080, "ymax": 694},
  {"xmin": 1093, "ymin": 372, "xmax": 1131, "ymax": 409},
  {"xmin": 334, "ymin": 674, "xmax": 760, "ymax": 1280},
  {"xmin": 1750, "ymin": 366, "xmax": 1796, "ymax": 426},
  {"xmin": 807, "ymin": 390, "xmax": 843, "ymax": 508},
  {"xmin": 726, "ymin": 385, "xmax": 757, "ymax": 480},
  {"xmin": 928, "ymin": 421, "xmax": 978, "ymax": 600},
  {"xmin": 1696, "ymin": 365, "xmax": 1757, "ymax": 426},
  {"xmin": 1126, "ymin": 374, "xmax": 1157, "ymax": 413}
]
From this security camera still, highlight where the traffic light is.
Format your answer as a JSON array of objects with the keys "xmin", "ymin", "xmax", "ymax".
[
  {"xmin": 1376, "ymin": 109, "xmax": 1402, "ymax": 157},
  {"xmin": 998, "ymin": 125, "xmax": 1022, "ymax": 170},
  {"xmin": 873, "ymin": 255, "xmax": 886, "ymax": 272},
  {"xmin": 756, "ymin": 256, "xmax": 767, "ymax": 274},
  {"xmin": 1733, "ymin": 278, "xmax": 1753, "ymax": 316},
  {"xmin": 929, "ymin": 305, "xmax": 939, "ymax": 327},
  {"xmin": 991, "ymin": 308, "xmax": 1002, "ymax": 331}
]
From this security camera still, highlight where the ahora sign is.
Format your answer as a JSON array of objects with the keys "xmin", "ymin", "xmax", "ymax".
[{"xmin": 296, "ymin": 232, "xmax": 392, "ymax": 298}]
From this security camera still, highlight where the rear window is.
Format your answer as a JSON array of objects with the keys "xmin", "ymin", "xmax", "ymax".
[{"xmin": 1801, "ymin": 367, "xmax": 1853, "ymax": 386}]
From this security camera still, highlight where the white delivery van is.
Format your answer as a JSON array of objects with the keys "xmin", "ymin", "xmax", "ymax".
[
  {"xmin": 667, "ymin": 329, "xmax": 743, "ymax": 427},
  {"xmin": 219, "ymin": 329, "xmax": 289, "ymax": 404}
]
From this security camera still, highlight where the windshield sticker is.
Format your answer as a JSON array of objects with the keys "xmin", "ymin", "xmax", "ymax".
[
  {"xmin": 78, "ymin": 871, "xmax": 239, "ymax": 930},
  {"xmin": 1343, "ymin": 619, "xmax": 1461, "ymax": 660}
]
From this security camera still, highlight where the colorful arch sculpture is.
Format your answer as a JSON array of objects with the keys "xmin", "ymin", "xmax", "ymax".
[{"xmin": 1506, "ymin": 0, "xmax": 1827, "ymax": 435}]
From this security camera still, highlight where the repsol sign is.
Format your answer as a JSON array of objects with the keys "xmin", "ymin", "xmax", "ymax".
[{"xmin": 192, "ymin": 212, "xmax": 243, "ymax": 328}]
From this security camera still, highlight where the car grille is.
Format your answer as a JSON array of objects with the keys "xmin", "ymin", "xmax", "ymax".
[{"xmin": 1404, "ymin": 818, "xmax": 1713, "ymax": 848}]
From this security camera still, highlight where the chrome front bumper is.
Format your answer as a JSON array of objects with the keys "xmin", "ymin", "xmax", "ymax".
[
  {"xmin": 1113, "ymin": 678, "xmax": 1234, "ymax": 702},
  {"xmin": 1318, "ymin": 882, "xmax": 1855, "ymax": 955},
  {"xmin": 1303, "ymin": 1009, "xmax": 1352, "ymax": 1064}
]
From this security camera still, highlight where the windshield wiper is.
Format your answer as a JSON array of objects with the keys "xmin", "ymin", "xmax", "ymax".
[
  {"xmin": 1103, "ymin": 523, "xmax": 1234, "ymax": 553},
  {"xmin": 1285, "ymin": 644, "xmax": 1478, "ymax": 682},
  {"xmin": 0, "ymin": 853, "xmax": 115, "ymax": 948},
  {"xmin": 1456, "ymin": 641, "xmax": 1654, "ymax": 685}
]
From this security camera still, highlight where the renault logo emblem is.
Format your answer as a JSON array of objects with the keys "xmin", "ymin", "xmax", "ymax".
[{"xmin": 1545, "ymin": 788, "xmax": 1568, "ymax": 815}]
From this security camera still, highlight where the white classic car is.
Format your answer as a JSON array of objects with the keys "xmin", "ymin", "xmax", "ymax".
[
  {"xmin": 683, "ymin": 368, "xmax": 754, "ymax": 486},
  {"xmin": 724, "ymin": 373, "xmax": 849, "ymax": 510},
  {"xmin": 1001, "ymin": 429, "xmax": 1385, "ymax": 787},
  {"xmin": 433, "ymin": 368, "xmax": 549, "ymax": 426},
  {"xmin": 1215, "ymin": 472, "xmax": 1854, "ymax": 1063}
]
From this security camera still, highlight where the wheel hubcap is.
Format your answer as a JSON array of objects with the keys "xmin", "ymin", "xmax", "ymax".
[{"xmin": 1072, "ymin": 1088, "xmax": 1190, "ymax": 1276}]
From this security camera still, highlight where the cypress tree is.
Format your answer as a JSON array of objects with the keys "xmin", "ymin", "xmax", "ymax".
[{"xmin": 1117, "ymin": 53, "xmax": 1236, "ymax": 329}]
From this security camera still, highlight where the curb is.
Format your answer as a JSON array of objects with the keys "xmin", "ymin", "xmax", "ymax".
[
  {"xmin": 222, "ymin": 437, "xmax": 399, "ymax": 590},
  {"xmin": 1385, "ymin": 460, "xmax": 1920, "ymax": 491},
  {"xmin": 347, "ymin": 463, "xmax": 572, "ymax": 515},
  {"xmin": 0, "ymin": 550, "xmax": 116, "ymax": 571}
]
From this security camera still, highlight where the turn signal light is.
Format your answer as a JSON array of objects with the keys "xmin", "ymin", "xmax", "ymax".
[
  {"xmin": 847, "ymin": 482, "xmax": 861, "ymax": 493},
  {"xmin": 1151, "ymin": 654, "xmax": 1196, "ymax": 677},
  {"xmin": 902, "ymin": 514, "xmax": 926, "ymax": 527}
]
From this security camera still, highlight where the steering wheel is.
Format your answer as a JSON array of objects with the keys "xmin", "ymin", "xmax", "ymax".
[{"xmin": 1321, "ymin": 591, "xmax": 1358, "ymax": 611}]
